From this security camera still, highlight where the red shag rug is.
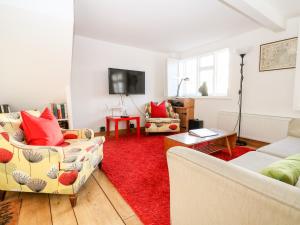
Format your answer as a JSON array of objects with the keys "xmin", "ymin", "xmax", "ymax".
[{"xmin": 102, "ymin": 135, "xmax": 253, "ymax": 225}]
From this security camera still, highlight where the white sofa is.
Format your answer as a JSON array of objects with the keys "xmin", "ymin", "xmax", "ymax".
[{"xmin": 167, "ymin": 119, "xmax": 300, "ymax": 225}]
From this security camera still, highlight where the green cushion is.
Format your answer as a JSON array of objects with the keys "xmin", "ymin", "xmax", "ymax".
[{"xmin": 261, "ymin": 154, "xmax": 300, "ymax": 185}]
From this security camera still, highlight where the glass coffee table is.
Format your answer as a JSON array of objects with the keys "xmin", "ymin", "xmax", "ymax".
[{"xmin": 164, "ymin": 129, "xmax": 237, "ymax": 156}]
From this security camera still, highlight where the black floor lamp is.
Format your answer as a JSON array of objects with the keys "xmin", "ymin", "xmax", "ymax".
[{"xmin": 236, "ymin": 53, "xmax": 247, "ymax": 146}]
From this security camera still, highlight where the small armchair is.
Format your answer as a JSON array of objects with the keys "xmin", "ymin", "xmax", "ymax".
[
  {"xmin": 0, "ymin": 111, "xmax": 104, "ymax": 206},
  {"xmin": 145, "ymin": 101, "xmax": 180, "ymax": 133}
]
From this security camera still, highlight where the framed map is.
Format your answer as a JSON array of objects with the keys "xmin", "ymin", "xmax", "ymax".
[{"xmin": 259, "ymin": 37, "xmax": 298, "ymax": 72}]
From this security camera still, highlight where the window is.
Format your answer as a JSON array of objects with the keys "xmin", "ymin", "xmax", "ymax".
[{"xmin": 168, "ymin": 48, "xmax": 230, "ymax": 97}]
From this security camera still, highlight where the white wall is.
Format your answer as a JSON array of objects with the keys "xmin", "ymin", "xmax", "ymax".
[
  {"xmin": 294, "ymin": 21, "xmax": 300, "ymax": 111},
  {"xmin": 0, "ymin": 0, "xmax": 74, "ymax": 112},
  {"xmin": 71, "ymin": 35, "xmax": 167, "ymax": 131},
  {"xmin": 180, "ymin": 17, "xmax": 300, "ymax": 141}
]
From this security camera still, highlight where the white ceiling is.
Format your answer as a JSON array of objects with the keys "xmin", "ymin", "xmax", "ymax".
[
  {"xmin": 0, "ymin": 0, "xmax": 73, "ymax": 20},
  {"xmin": 74, "ymin": 0, "xmax": 299, "ymax": 53},
  {"xmin": 264, "ymin": 0, "xmax": 300, "ymax": 19}
]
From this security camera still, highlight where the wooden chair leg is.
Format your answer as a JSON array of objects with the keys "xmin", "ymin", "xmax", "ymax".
[
  {"xmin": 0, "ymin": 191, "xmax": 6, "ymax": 201},
  {"xmin": 98, "ymin": 161, "xmax": 102, "ymax": 170},
  {"xmin": 69, "ymin": 194, "xmax": 77, "ymax": 207}
]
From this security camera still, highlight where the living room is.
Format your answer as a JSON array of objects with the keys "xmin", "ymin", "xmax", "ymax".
[{"xmin": 1, "ymin": 0, "xmax": 300, "ymax": 225}]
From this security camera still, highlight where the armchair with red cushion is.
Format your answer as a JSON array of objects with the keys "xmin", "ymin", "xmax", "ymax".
[
  {"xmin": 0, "ymin": 109, "xmax": 104, "ymax": 207},
  {"xmin": 144, "ymin": 101, "xmax": 180, "ymax": 133}
]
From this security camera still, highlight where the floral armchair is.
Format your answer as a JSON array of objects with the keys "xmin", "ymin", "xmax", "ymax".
[
  {"xmin": 0, "ymin": 111, "xmax": 104, "ymax": 206},
  {"xmin": 144, "ymin": 102, "xmax": 180, "ymax": 133}
]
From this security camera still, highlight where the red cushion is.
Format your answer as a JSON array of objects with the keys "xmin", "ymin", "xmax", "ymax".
[
  {"xmin": 19, "ymin": 109, "xmax": 55, "ymax": 130},
  {"xmin": 150, "ymin": 101, "xmax": 167, "ymax": 118},
  {"xmin": 21, "ymin": 108, "xmax": 64, "ymax": 146},
  {"xmin": 63, "ymin": 133, "xmax": 78, "ymax": 139}
]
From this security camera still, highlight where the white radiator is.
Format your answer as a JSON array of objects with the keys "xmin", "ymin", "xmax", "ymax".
[{"xmin": 217, "ymin": 111, "xmax": 291, "ymax": 143}]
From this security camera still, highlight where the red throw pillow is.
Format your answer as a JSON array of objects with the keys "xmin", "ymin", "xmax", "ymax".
[
  {"xmin": 150, "ymin": 101, "xmax": 167, "ymax": 118},
  {"xmin": 21, "ymin": 108, "xmax": 64, "ymax": 146},
  {"xmin": 19, "ymin": 109, "xmax": 54, "ymax": 130}
]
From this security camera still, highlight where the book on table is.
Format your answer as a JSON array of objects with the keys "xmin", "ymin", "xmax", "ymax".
[{"xmin": 189, "ymin": 128, "xmax": 218, "ymax": 138}]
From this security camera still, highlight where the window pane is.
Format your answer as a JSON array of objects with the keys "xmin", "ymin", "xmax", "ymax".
[
  {"xmin": 172, "ymin": 48, "xmax": 230, "ymax": 97},
  {"xmin": 179, "ymin": 58, "xmax": 197, "ymax": 96},
  {"xmin": 199, "ymin": 69, "xmax": 214, "ymax": 95},
  {"xmin": 215, "ymin": 49, "xmax": 229, "ymax": 95},
  {"xmin": 200, "ymin": 55, "xmax": 214, "ymax": 67},
  {"xmin": 167, "ymin": 58, "xmax": 179, "ymax": 96}
]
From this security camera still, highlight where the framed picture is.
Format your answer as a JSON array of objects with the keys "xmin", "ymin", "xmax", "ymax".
[{"xmin": 259, "ymin": 37, "xmax": 298, "ymax": 72}]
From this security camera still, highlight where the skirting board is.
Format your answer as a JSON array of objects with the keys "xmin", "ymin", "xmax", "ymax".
[{"xmin": 217, "ymin": 111, "xmax": 291, "ymax": 143}]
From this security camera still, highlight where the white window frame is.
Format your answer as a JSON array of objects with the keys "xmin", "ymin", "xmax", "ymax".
[{"xmin": 177, "ymin": 48, "xmax": 230, "ymax": 98}]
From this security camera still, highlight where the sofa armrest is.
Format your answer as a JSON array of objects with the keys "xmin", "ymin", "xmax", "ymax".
[
  {"xmin": 62, "ymin": 128, "xmax": 94, "ymax": 139},
  {"xmin": 9, "ymin": 138, "xmax": 64, "ymax": 162},
  {"xmin": 167, "ymin": 147, "xmax": 300, "ymax": 225},
  {"xmin": 288, "ymin": 118, "xmax": 300, "ymax": 138}
]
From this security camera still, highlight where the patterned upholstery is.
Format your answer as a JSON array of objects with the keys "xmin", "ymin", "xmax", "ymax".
[
  {"xmin": 0, "ymin": 111, "xmax": 104, "ymax": 195},
  {"xmin": 145, "ymin": 102, "xmax": 180, "ymax": 133}
]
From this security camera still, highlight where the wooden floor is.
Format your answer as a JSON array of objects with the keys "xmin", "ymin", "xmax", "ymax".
[{"xmin": 5, "ymin": 169, "xmax": 143, "ymax": 225}]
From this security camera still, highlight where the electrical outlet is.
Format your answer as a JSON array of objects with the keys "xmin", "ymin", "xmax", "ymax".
[
  {"xmin": 100, "ymin": 126, "xmax": 106, "ymax": 132},
  {"xmin": 130, "ymin": 123, "xmax": 135, "ymax": 128}
]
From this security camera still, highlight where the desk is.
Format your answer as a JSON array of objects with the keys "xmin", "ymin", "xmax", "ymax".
[{"xmin": 106, "ymin": 116, "xmax": 140, "ymax": 139}]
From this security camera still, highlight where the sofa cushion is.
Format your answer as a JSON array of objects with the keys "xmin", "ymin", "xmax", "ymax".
[
  {"xmin": 145, "ymin": 118, "xmax": 180, "ymax": 123},
  {"xmin": 145, "ymin": 101, "xmax": 177, "ymax": 118},
  {"xmin": 257, "ymin": 136, "xmax": 300, "ymax": 158},
  {"xmin": 150, "ymin": 101, "xmax": 167, "ymax": 118},
  {"xmin": 296, "ymin": 177, "xmax": 300, "ymax": 188},
  {"xmin": 261, "ymin": 154, "xmax": 300, "ymax": 185},
  {"xmin": 230, "ymin": 151, "xmax": 281, "ymax": 172},
  {"xmin": 0, "ymin": 111, "xmax": 40, "ymax": 142},
  {"xmin": 21, "ymin": 108, "xmax": 64, "ymax": 146}
]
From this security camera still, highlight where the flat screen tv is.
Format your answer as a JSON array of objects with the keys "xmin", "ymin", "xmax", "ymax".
[{"xmin": 108, "ymin": 68, "xmax": 145, "ymax": 95}]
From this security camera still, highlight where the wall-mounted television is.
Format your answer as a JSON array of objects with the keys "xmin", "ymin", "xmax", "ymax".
[{"xmin": 108, "ymin": 68, "xmax": 145, "ymax": 95}]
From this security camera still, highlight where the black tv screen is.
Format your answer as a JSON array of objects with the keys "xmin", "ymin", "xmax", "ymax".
[{"xmin": 108, "ymin": 68, "xmax": 145, "ymax": 95}]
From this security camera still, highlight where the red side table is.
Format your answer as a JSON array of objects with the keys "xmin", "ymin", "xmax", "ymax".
[{"xmin": 106, "ymin": 116, "xmax": 140, "ymax": 139}]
